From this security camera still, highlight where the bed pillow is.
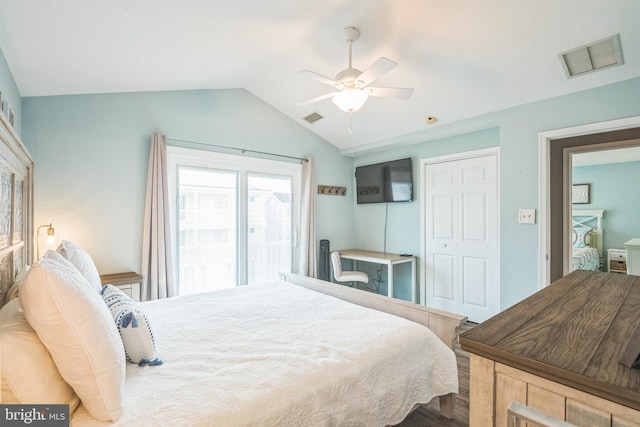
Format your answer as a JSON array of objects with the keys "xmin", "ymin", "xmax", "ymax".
[
  {"xmin": 19, "ymin": 251, "xmax": 125, "ymax": 422},
  {"xmin": 0, "ymin": 299, "xmax": 80, "ymax": 409},
  {"xmin": 101, "ymin": 284, "xmax": 163, "ymax": 366},
  {"xmin": 572, "ymin": 225, "xmax": 593, "ymax": 248},
  {"xmin": 57, "ymin": 240, "xmax": 102, "ymax": 292}
]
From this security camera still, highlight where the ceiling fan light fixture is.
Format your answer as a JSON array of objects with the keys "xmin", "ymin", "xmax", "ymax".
[
  {"xmin": 297, "ymin": 25, "xmax": 412, "ymax": 122},
  {"xmin": 332, "ymin": 89, "xmax": 368, "ymax": 112}
]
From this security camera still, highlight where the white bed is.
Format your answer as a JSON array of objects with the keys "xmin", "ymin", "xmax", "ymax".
[
  {"xmin": 3, "ymin": 268, "xmax": 462, "ymax": 426},
  {"xmin": 0, "ymin": 114, "xmax": 465, "ymax": 426},
  {"xmin": 571, "ymin": 209, "xmax": 604, "ymax": 272},
  {"xmin": 70, "ymin": 279, "xmax": 458, "ymax": 426}
]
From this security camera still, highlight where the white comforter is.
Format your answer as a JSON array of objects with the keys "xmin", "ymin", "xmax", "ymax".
[{"xmin": 72, "ymin": 280, "xmax": 458, "ymax": 426}]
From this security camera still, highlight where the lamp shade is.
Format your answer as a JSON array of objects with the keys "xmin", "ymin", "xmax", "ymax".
[{"xmin": 332, "ymin": 88, "xmax": 368, "ymax": 112}]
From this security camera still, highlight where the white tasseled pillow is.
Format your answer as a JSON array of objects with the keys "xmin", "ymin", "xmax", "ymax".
[
  {"xmin": 0, "ymin": 299, "xmax": 80, "ymax": 409},
  {"xmin": 101, "ymin": 284, "xmax": 162, "ymax": 366},
  {"xmin": 20, "ymin": 251, "xmax": 126, "ymax": 422},
  {"xmin": 57, "ymin": 240, "xmax": 102, "ymax": 292}
]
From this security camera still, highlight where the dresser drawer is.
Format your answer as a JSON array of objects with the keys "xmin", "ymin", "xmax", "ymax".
[{"xmin": 610, "ymin": 251, "xmax": 627, "ymax": 261}]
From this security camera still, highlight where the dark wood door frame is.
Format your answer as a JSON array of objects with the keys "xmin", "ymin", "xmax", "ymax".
[{"xmin": 538, "ymin": 116, "xmax": 640, "ymax": 287}]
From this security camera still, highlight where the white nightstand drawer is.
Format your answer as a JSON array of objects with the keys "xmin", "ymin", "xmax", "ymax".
[
  {"xmin": 114, "ymin": 284, "xmax": 135, "ymax": 299},
  {"xmin": 100, "ymin": 272, "xmax": 142, "ymax": 302},
  {"xmin": 609, "ymin": 250, "xmax": 627, "ymax": 261}
]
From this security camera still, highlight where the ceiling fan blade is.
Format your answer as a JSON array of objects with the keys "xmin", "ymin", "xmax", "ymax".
[
  {"xmin": 367, "ymin": 87, "xmax": 414, "ymax": 99},
  {"xmin": 295, "ymin": 92, "xmax": 337, "ymax": 107},
  {"xmin": 357, "ymin": 57, "xmax": 397, "ymax": 86},
  {"xmin": 297, "ymin": 70, "xmax": 338, "ymax": 87}
]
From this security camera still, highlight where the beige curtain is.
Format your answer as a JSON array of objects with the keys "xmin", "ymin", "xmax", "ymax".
[
  {"xmin": 141, "ymin": 132, "xmax": 175, "ymax": 300},
  {"xmin": 298, "ymin": 158, "xmax": 317, "ymax": 277}
]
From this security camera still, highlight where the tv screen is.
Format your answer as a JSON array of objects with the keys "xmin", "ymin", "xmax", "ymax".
[{"xmin": 355, "ymin": 158, "xmax": 413, "ymax": 204}]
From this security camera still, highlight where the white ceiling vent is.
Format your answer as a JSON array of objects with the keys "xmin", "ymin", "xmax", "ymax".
[
  {"xmin": 560, "ymin": 34, "xmax": 624, "ymax": 78},
  {"xmin": 303, "ymin": 112, "xmax": 324, "ymax": 124}
]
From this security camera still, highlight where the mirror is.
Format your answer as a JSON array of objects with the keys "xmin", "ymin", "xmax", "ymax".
[{"xmin": 569, "ymin": 144, "xmax": 640, "ymax": 275}]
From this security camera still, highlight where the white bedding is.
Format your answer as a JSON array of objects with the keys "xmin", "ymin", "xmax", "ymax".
[{"xmin": 71, "ymin": 280, "xmax": 458, "ymax": 426}]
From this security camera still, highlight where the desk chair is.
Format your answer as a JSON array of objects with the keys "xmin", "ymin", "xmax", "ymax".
[{"xmin": 331, "ymin": 251, "xmax": 369, "ymax": 288}]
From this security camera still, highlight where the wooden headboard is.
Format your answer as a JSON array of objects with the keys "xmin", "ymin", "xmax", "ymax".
[{"xmin": 0, "ymin": 111, "xmax": 34, "ymax": 306}]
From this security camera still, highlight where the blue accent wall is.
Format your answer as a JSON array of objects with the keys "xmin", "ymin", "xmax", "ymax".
[
  {"xmin": 0, "ymin": 47, "xmax": 21, "ymax": 135},
  {"xmin": 573, "ymin": 161, "xmax": 640, "ymax": 252},
  {"xmin": 21, "ymin": 89, "xmax": 355, "ymax": 273}
]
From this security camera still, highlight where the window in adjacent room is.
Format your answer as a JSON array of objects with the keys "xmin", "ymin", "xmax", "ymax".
[{"xmin": 168, "ymin": 147, "xmax": 301, "ymax": 295}]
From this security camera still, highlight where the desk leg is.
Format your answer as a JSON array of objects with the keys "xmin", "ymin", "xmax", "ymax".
[
  {"xmin": 411, "ymin": 259, "xmax": 416, "ymax": 303},
  {"xmin": 388, "ymin": 264, "xmax": 393, "ymax": 299},
  {"xmin": 352, "ymin": 260, "xmax": 358, "ymax": 289}
]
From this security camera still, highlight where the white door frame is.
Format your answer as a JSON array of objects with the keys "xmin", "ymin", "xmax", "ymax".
[
  {"xmin": 537, "ymin": 116, "xmax": 640, "ymax": 288},
  {"xmin": 420, "ymin": 146, "xmax": 501, "ymax": 307}
]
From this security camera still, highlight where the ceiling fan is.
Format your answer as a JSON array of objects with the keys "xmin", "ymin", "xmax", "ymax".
[{"xmin": 297, "ymin": 26, "xmax": 414, "ymax": 115}]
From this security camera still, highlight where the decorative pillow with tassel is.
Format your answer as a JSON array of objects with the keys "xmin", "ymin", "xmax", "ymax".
[{"xmin": 101, "ymin": 285, "xmax": 163, "ymax": 367}]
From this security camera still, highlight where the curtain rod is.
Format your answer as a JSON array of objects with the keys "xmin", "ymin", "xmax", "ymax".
[{"xmin": 166, "ymin": 137, "xmax": 308, "ymax": 162}]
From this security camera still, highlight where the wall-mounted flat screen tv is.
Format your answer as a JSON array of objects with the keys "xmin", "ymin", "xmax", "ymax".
[{"xmin": 355, "ymin": 158, "xmax": 413, "ymax": 204}]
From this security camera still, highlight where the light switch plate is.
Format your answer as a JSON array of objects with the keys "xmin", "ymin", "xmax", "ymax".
[{"xmin": 519, "ymin": 209, "xmax": 536, "ymax": 224}]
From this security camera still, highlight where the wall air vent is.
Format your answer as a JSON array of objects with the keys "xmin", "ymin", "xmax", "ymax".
[
  {"xmin": 560, "ymin": 34, "xmax": 624, "ymax": 78},
  {"xmin": 303, "ymin": 112, "xmax": 324, "ymax": 124}
]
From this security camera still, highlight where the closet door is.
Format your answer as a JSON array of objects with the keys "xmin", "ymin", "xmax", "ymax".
[{"xmin": 424, "ymin": 152, "xmax": 499, "ymax": 323}]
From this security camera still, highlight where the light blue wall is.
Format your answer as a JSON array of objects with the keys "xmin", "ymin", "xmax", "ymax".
[
  {"xmin": 0, "ymin": 47, "xmax": 21, "ymax": 135},
  {"xmin": 573, "ymin": 161, "xmax": 640, "ymax": 251},
  {"xmin": 353, "ymin": 77, "xmax": 640, "ymax": 310},
  {"xmin": 10, "ymin": 55, "xmax": 640, "ymax": 310},
  {"xmin": 22, "ymin": 89, "xmax": 354, "ymax": 274}
]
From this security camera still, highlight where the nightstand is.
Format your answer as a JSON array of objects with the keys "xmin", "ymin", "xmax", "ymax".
[
  {"xmin": 100, "ymin": 272, "xmax": 142, "ymax": 301},
  {"xmin": 607, "ymin": 249, "xmax": 627, "ymax": 274}
]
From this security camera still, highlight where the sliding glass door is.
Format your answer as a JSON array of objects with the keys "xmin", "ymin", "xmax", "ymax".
[
  {"xmin": 169, "ymin": 148, "xmax": 300, "ymax": 295},
  {"xmin": 247, "ymin": 173, "xmax": 293, "ymax": 285},
  {"xmin": 177, "ymin": 166, "xmax": 237, "ymax": 294}
]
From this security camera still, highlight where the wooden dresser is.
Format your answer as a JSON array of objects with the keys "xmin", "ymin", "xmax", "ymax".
[{"xmin": 460, "ymin": 270, "xmax": 640, "ymax": 427}]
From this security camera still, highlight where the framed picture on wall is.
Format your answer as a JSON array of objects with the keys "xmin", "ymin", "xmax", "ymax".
[{"xmin": 572, "ymin": 183, "xmax": 590, "ymax": 204}]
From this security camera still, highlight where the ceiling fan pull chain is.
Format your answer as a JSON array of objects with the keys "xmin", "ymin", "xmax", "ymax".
[{"xmin": 348, "ymin": 112, "xmax": 353, "ymax": 134}]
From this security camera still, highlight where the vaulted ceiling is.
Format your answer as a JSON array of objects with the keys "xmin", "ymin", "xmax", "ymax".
[{"xmin": 1, "ymin": 0, "xmax": 638, "ymax": 153}]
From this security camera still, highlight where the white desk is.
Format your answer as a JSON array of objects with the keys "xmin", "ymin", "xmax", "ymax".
[{"xmin": 338, "ymin": 249, "xmax": 417, "ymax": 303}]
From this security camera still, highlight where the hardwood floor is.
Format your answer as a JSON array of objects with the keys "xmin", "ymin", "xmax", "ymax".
[{"xmin": 395, "ymin": 321, "xmax": 475, "ymax": 427}]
